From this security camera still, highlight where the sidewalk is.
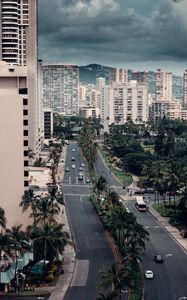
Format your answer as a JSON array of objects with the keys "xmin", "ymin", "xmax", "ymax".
[
  {"xmin": 48, "ymin": 145, "xmax": 76, "ymax": 300},
  {"xmin": 148, "ymin": 205, "xmax": 187, "ymax": 254}
]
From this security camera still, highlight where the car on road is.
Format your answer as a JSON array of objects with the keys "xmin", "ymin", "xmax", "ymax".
[
  {"xmin": 71, "ymin": 157, "xmax": 75, "ymax": 161},
  {"xmin": 79, "ymin": 166, "xmax": 83, "ymax": 171},
  {"xmin": 154, "ymin": 254, "xmax": 164, "ymax": 263},
  {"xmin": 86, "ymin": 178, "xmax": 91, "ymax": 183},
  {"xmin": 78, "ymin": 174, "xmax": 84, "ymax": 180},
  {"xmin": 65, "ymin": 167, "xmax": 70, "ymax": 172},
  {"xmin": 134, "ymin": 190, "xmax": 145, "ymax": 195},
  {"xmin": 71, "ymin": 164, "xmax": 76, "ymax": 169},
  {"xmin": 144, "ymin": 270, "xmax": 154, "ymax": 279},
  {"xmin": 81, "ymin": 163, "xmax": 85, "ymax": 167},
  {"xmin": 72, "ymin": 148, "xmax": 75, "ymax": 152},
  {"xmin": 144, "ymin": 188, "xmax": 155, "ymax": 194}
]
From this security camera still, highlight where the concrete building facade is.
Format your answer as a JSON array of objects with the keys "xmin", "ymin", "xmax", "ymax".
[
  {"xmin": 155, "ymin": 69, "xmax": 172, "ymax": 102},
  {"xmin": 0, "ymin": 0, "xmax": 40, "ymax": 157},
  {"xmin": 42, "ymin": 63, "xmax": 79, "ymax": 115},
  {"xmin": 183, "ymin": 70, "xmax": 187, "ymax": 109},
  {"xmin": 0, "ymin": 62, "xmax": 30, "ymax": 227}
]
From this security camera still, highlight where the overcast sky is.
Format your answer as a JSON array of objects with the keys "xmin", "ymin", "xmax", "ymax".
[{"xmin": 38, "ymin": 0, "xmax": 187, "ymax": 75}]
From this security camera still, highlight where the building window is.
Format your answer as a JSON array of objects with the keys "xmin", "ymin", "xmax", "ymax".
[
  {"xmin": 23, "ymin": 130, "xmax": 28, "ymax": 136},
  {"xmin": 23, "ymin": 98, "xmax": 28, "ymax": 105},
  {"xmin": 23, "ymin": 109, "xmax": 28, "ymax": 115},
  {"xmin": 23, "ymin": 119, "xmax": 28, "ymax": 126},
  {"xmin": 24, "ymin": 170, "xmax": 29, "ymax": 177},
  {"xmin": 24, "ymin": 160, "xmax": 28, "ymax": 166},
  {"xmin": 24, "ymin": 150, "xmax": 28, "ymax": 156},
  {"xmin": 24, "ymin": 181, "xmax": 29, "ymax": 187},
  {"xmin": 24, "ymin": 140, "xmax": 28, "ymax": 146},
  {"xmin": 19, "ymin": 88, "xmax": 28, "ymax": 94}
]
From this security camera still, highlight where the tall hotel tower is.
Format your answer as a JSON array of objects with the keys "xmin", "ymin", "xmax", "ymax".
[
  {"xmin": 183, "ymin": 70, "xmax": 187, "ymax": 109},
  {"xmin": 0, "ymin": 0, "xmax": 39, "ymax": 227},
  {"xmin": 155, "ymin": 69, "xmax": 172, "ymax": 102}
]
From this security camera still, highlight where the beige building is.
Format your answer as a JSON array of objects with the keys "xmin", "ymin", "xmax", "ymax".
[
  {"xmin": 0, "ymin": 0, "xmax": 40, "ymax": 157},
  {"xmin": 150, "ymin": 100, "xmax": 182, "ymax": 120},
  {"xmin": 0, "ymin": 62, "xmax": 30, "ymax": 227},
  {"xmin": 0, "ymin": 0, "xmax": 39, "ymax": 227},
  {"xmin": 109, "ymin": 68, "xmax": 128, "ymax": 86},
  {"xmin": 183, "ymin": 70, "xmax": 187, "ymax": 109},
  {"xmin": 155, "ymin": 69, "xmax": 172, "ymax": 102}
]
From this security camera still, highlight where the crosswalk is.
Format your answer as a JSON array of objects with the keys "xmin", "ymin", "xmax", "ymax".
[{"xmin": 64, "ymin": 193, "xmax": 92, "ymax": 197}]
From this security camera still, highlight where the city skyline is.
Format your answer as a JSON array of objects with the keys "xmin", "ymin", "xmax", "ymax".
[{"xmin": 38, "ymin": 0, "xmax": 187, "ymax": 75}]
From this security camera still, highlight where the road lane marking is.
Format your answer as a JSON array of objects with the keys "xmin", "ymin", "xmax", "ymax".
[{"xmin": 70, "ymin": 260, "xmax": 89, "ymax": 287}]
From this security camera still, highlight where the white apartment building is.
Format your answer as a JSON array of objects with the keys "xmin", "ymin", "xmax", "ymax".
[
  {"xmin": 150, "ymin": 101, "xmax": 182, "ymax": 120},
  {"xmin": 42, "ymin": 63, "xmax": 79, "ymax": 115},
  {"xmin": 0, "ymin": 61, "xmax": 30, "ymax": 227},
  {"xmin": 111, "ymin": 80, "xmax": 148, "ymax": 124},
  {"xmin": 155, "ymin": 69, "xmax": 172, "ymax": 102},
  {"xmin": 183, "ymin": 70, "xmax": 187, "ymax": 109}
]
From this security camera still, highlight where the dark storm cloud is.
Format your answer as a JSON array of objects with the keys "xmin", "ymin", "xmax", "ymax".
[{"xmin": 38, "ymin": 0, "xmax": 187, "ymax": 66}]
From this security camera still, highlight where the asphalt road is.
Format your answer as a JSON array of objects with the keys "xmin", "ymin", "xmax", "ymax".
[
  {"xmin": 125, "ymin": 201, "xmax": 187, "ymax": 300},
  {"xmin": 62, "ymin": 143, "xmax": 115, "ymax": 300}
]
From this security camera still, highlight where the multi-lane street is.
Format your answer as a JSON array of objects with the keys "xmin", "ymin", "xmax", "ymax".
[
  {"xmin": 125, "ymin": 201, "xmax": 187, "ymax": 300},
  {"xmin": 62, "ymin": 143, "xmax": 114, "ymax": 300},
  {"xmin": 94, "ymin": 145, "xmax": 187, "ymax": 300}
]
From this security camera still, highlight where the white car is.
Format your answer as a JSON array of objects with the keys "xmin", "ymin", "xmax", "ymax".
[
  {"xmin": 144, "ymin": 270, "xmax": 154, "ymax": 279},
  {"xmin": 71, "ymin": 164, "xmax": 76, "ymax": 169},
  {"xmin": 72, "ymin": 149, "xmax": 75, "ymax": 152},
  {"xmin": 81, "ymin": 163, "xmax": 85, "ymax": 167}
]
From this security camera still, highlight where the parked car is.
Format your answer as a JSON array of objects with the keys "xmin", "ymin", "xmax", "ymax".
[
  {"xmin": 144, "ymin": 188, "xmax": 155, "ymax": 194},
  {"xmin": 79, "ymin": 167, "xmax": 83, "ymax": 171},
  {"xmin": 144, "ymin": 270, "xmax": 154, "ymax": 279},
  {"xmin": 65, "ymin": 167, "xmax": 70, "ymax": 172},
  {"xmin": 71, "ymin": 157, "xmax": 75, "ymax": 161},
  {"xmin": 86, "ymin": 178, "xmax": 91, "ymax": 183},
  {"xmin": 154, "ymin": 254, "xmax": 164, "ymax": 263}
]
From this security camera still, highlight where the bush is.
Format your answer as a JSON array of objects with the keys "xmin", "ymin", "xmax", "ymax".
[{"xmin": 46, "ymin": 272, "xmax": 54, "ymax": 282}]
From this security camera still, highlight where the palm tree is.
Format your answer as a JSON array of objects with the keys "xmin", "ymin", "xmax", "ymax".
[
  {"xmin": 6, "ymin": 225, "xmax": 31, "ymax": 292},
  {"xmin": 31, "ymin": 223, "xmax": 69, "ymax": 263},
  {"xmin": 95, "ymin": 176, "xmax": 108, "ymax": 195},
  {"xmin": 0, "ymin": 207, "xmax": 6, "ymax": 229},
  {"xmin": 0, "ymin": 230, "xmax": 12, "ymax": 259},
  {"xmin": 97, "ymin": 261, "xmax": 131, "ymax": 299},
  {"xmin": 33, "ymin": 197, "xmax": 60, "ymax": 226},
  {"xmin": 20, "ymin": 190, "xmax": 41, "ymax": 226}
]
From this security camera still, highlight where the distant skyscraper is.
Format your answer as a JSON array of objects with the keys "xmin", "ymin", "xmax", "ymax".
[
  {"xmin": 155, "ymin": 69, "xmax": 172, "ymax": 102},
  {"xmin": 42, "ymin": 63, "xmax": 79, "ymax": 115},
  {"xmin": 109, "ymin": 68, "xmax": 128, "ymax": 86},
  {"xmin": 183, "ymin": 70, "xmax": 187, "ymax": 109},
  {"xmin": 131, "ymin": 71, "xmax": 148, "ymax": 85}
]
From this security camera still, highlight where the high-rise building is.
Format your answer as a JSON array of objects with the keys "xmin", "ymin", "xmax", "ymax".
[
  {"xmin": 111, "ymin": 81, "xmax": 148, "ymax": 124},
  {"xmin": 42, "ymin": 63, "xmax": 79, "ymax": 115},
  {"xmin": 0, "ymin": 61, "xmax": 30, "ymax": 227},
  {"xmin": 131, "ymin": 70, "xmax": 148, "ymax": 85},
  {"xmin": 109, "ymin": 68, "xmax": 128, "ymax": 86},
  {"xmin": 183, "ymin": 70, "xmax": 187, "ymax": 109},
  {"xmin": 0, "ymin": 0, "xmax": 40, "ymax": 156},
  {"xmin": 155, "ymin": 69, "xmax": 172, "ymax": 102},
  {"xmin": 0, "ymin": 0, "xmax": 39, "ymax": 226}
]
